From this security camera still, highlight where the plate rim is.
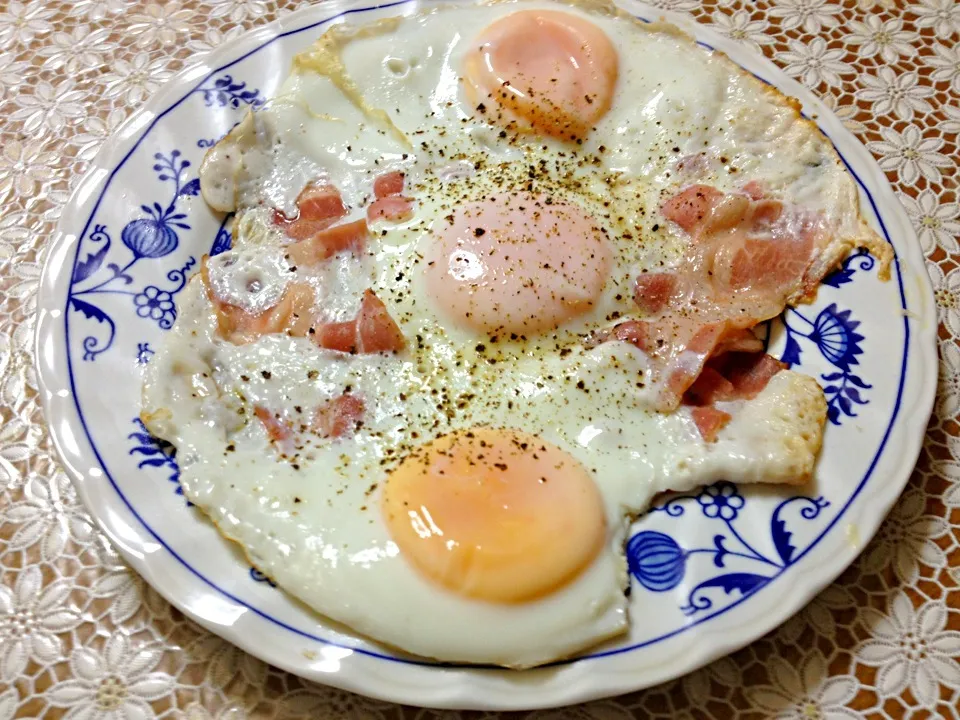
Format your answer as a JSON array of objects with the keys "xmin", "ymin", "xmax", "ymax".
[{"xmin": 34, "ymin": 0, "xmax": 939, "ymax": 709}]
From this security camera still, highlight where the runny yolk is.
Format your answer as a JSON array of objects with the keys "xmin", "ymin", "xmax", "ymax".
[
  {"xmin": 463, "ymin": 10, "xmax": 619, "ymax": 141},
  {"xmin": 424, "ymin": 192, "xmax": 611, "ymax": 336},
  {"xmin": 381, "ymin": 428, "xmax": 606, "ymax": 603}
]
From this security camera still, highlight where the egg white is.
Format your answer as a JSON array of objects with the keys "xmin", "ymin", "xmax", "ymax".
[{"xmin": 143, "ymin": 0, "xmax": 850, "ymax": 666}]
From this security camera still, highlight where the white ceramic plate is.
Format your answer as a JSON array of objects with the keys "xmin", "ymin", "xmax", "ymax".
[{"xmin": 35, "ymin": 0, "xmax": 937, "ymax": 710}]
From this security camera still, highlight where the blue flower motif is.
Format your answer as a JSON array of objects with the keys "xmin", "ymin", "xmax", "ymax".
[
  {"xmin": 136, "ymin": 342, "xmax": 155, "ymax": 365},
  {"xmin": 626, "ymin": 531, "xmax": 686, "ymax": 591},
  {"xmin": 134, "ymin": 286, "xmax": 175, "ymax": 328},
  {"xmin": 67, "ymin": 149, "xmax": 196, "ymax": 361},
  {"xmin": 121, "ymin": 217, "xmax": 179, "ymax": 260},
  {"xmin": 696, "ymin": 482, "xmax": 744, "ymax": 521},
  {"xmin": 809, "ymin": 303, "xmax": 864, "ymax": 371},
  {"xmin": 779, "ymin": 300, "xmax": 871, "ymax": 426}
]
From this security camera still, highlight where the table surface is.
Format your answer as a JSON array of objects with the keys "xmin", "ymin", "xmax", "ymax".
[{"xmin": 1, "ymin": 0, "xmax": 959, "ymax": 717}]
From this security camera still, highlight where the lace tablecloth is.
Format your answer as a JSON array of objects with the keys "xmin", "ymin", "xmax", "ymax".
[{"xmin": 1, "ymin": 0, "xmax": 958, "ymax": 717}]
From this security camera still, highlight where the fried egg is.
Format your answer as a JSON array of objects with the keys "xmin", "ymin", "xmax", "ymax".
[{"xmin": 143, "ymin": 0, "xmax": 886, "ymax": 667}]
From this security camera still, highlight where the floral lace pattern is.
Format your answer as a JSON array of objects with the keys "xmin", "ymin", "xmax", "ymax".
[{"xmin": 0, "ymin": 0, "xmax": 958, "ymax": 717}]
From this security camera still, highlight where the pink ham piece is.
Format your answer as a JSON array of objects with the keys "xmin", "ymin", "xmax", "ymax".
[
  {"xmin": 312, "ymin": 290, "xmax": 406, "ymax": 354},
  {"xmin": 286, "ymin": 219, "xmax": 369, "ymax": 266},
  {"xmin": 633, "ymin": 273, "xmax": 677, "ymax": 315},
  {"xmin": 367, "ymin": 195, "xmax": 414, "ymax": 222},
  {"xmin": 201, "ymin": 259, "xmax": 405, "ymax": 353},
  {"xmin": 595, "ymin": 182, "xmax": 884, "ymax": 411},
  {"xmin": 684, "ymin": 352, "xmax": 787, "ymax": 442},
  {"xmin": 690, "ymin": 406, "xmax": 732, "ymax": 443},
  {"xmin": 201, "ymin": 259, "xmax": 316, "ymax": 345},
  {"xmin": 367, "ymin": 171, "xmax": 414, "ymax": 222},
  {"xmin": 373, "ymin": 171, "xmax": 405, "ymax": 199},
  {"xmin": 660, "ymin": 185, "xmax": 724, "ymax": 234},
  {"xmin": 313, "ymin": 394, "xmax": 366, "ymax": 438},
  {"xmin": 255, "ymin": 406, "xmax": 293, "ymax": 445},
  {"xmin": 256, "ymin": 394, "xmax": 366, "ymax": 449},
  {"xmin": 273, "ymin": 183, "xmax": 348, "ymax": 241}
]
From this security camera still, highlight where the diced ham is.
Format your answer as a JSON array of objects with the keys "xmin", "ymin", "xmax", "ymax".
[
  {"xmin": 367, "ymin": 195, "xmax": 414, "ymax": 223},
  {"xmin": 714, "ymin": 352, "xmax": 786, "ymax": 398},
  {"xmin": 683, "ymin": 352, "xmax": 785, "ymax": 442},
  {"xmin": 298, "ymin": 183, "xmax": 347, "ymax": 220},
  {"xmin": 634, "ymin": 273, "xmax": 677, "ymax": 315},
  {"xmin": 367, "ymin": 171, "xmax": 414, "ymax": 222},
  {"xmin": 286, "ymin": 219, "xmax": 369, "ymax": 266},
  {"xmin": 201, "ymin": 258, "xmax": 316, "ymax": 345},
  {"xmin": 256, "ymin": 394, "xmax": 365, "ymax": 450},
  {"xmin": 713, "ymin": 328, "xmax": 764, "ymax": 355},
  {"xmin": 651, "ymin": 322, "xmax": 761, "ymax": 405},
  {"xmin": 255, "ymin": 406, "xmax": 293, "ymax": 445},
  {"xmin": 742, "ymin": 180, "xmax": 765, "ymax": 200},
  {"xmin": 312, "ymin": 290, "xmax": 405, "ymax": 354},
  {"xmin": 690, "ymin": 406, "xmax": 732, "ymax": 443},
  {"xmin": 274, "ymin": 183, "xmax": 348, "ymax": 240},
  {"xmin": 313, "ymin": 394, "xmax": 366, "ymax": 438},
  {"xmin": 373, "ymin": 171, "xmax": 405, "ymax": 199},
  {"xmin": 597, "ymin": 182, "xmax": 874, "ymax": 411},
  {"xmin": 684, "ymin": 367, "xmax": 737, "ymax": 406},
  {"xmin": 660, "ymin": 184, "xmax": 724, "ymax": 234},
  {"xmin": 586, "ymin": 320, "xmax": 650, "ymax": 352}
]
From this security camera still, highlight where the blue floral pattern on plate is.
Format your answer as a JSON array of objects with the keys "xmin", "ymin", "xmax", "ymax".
[
  {"xmin": 624, "ymin": 252, "xmax": 881, "ymax": 616},
  {"xmin": 195, "ymin": 74, "xmax": 266, "ymax": 110},
  {"xmin": 128, "ymin": 418, "xmax": 184, "ymax": 502},
  {"xmin": 782, "ymin": 303, "xmax": 870, "ymax": 425},
  {"xmin": 68, "ymin": 150, "xmax": 198, "ymax": 361},
  {"xmin": 630, "ymin": 482, "xmax": 830, "ymax": 616}
]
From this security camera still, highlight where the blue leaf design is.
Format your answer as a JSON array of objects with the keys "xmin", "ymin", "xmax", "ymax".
[
  {"xmin": 696, "ymin": 572, "xmax": 770, "ymax": 597},
  {"xmin": 845, "ymin": 386, "xmax": 866, "ymax": 403},
  {"xmin": 821, "ymin": 371, "xmax": 844, "ymax": 381},
  {"xmin": 827, "ymin": 404, "xmax": 841, "ymax": 424},
  {"xmin": 70, "ymin": 297, "xmax": 110, "ymax": 323},
  {"xmin": 821, "ymin": 249, "xmax": 877, "ymax": 288},
  {"xmin": 211, "ymin": 216, "xmax": 233, "ymax": 257},
  {"xmin": 105, "ymin": 263, "xmax": 134, "ymax": 285},
  {"xmin": 771, "ymin": 517, "xmax": 795, "ymax": 564},
  {"xmin": 821, "ymin": 267, "xmax": 854, "ymax": 288},
  {"xmin": 780, "ymin": 334, "xmax": 803, "ymax": 366},
  {"xmin": 128, "ymin": 419, "xmax": 186, "ymax": 505},
  {"xmin": 838, "ymin": 396, "xmax": 853, "ymax": 416},
  {"xmin": 847, "ymin": 374, "xmax": 872, "ymax": 389},
  {"xmin": 72, "ymin": 243, "xmax": 109, "ymax": 283},
  {"xmin": 712, "ymin": 534, "xmax": 728, "ymax": 568},
  {"xmin": 179, "ymin": 178, "xmax": 201, "ymax": 197},
  {"xmin": 137, "ymin": 457, "xmax": 172, "ymax": 468}
]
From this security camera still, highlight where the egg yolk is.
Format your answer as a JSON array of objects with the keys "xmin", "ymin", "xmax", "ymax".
[
  {"xmin": 382, "ymin": 428, "xmax": 606, "ymax": 603},
  {"xmin": 463, "ymin": 10, "xmax": 619, "ymax": 141},
  {"xmin": 424, "ymin": 192, "xmax": 611, "ymax": 335}
]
